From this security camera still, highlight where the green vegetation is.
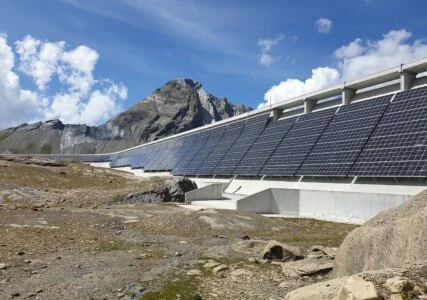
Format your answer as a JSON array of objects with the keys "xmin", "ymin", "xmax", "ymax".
[
  {"xmin": 98, "ymin": 241, "xmax": 129, "ymax": 252},
  {"xmin": 40, "ymin": 144, "xmax": 52, "ymax": 154},
  {"xmin": 97, "ymin": 240, "xmax": 156, "ymax": 252},
  {"xmin": 401, "ymin": 291, "xmax": 413, "ymax": 300},
  {"xmin": 0, "ymin": 132, "xmax": 11, "ymax": 143},
  {"xmin": 140, "ymin": 273, "xmax": 200, "ymax": 300}
]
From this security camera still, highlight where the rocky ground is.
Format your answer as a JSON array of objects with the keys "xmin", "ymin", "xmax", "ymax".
[{"xmin": 0, "ymin": 156, "xmax": 360, "ymax": 299}]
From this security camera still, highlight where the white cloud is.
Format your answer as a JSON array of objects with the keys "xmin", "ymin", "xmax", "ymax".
[
  {"xmin": 261, "ymin": 29, "xmax": 427, "ymax": 107},
  {"xmin": 261, "ymin": 67, "xmax": 340, "ymax": 108},
  {"xmin": 15, "ymin": 36, "xmax": 65, "ymax": 91},
  {"xmin": 257, "ymin": 34, "xmax": 284, "ymax": 66},
  {"xmin": 315, "ymin": 18, "xmax": 332, "ymax": 34},
  {"xmin": 0, "ymin": 34, "xmax": 128, "ymax": 130},
  {"xmin": 58, "ymin": 45, "xmax": 99, "ymax": 95},
  {"xmin": 335, "ymin": 38, "xmax": 364, "ymax": 59},
  {"xmin": 0, "ymin": 34, "xmax": 43, "ymax": 129},
  {"xmin": 337, "ymin": 29, "xmax": 427, "ymax": 80}
]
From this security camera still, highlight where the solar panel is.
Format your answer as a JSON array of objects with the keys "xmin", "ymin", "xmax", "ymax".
[
  {"xmin": 234, "ymin": 115, "xmax": 296, "ymax": 176},
  {"xmin": 162, "ymin": 134, "xmax": 197, "ymax": 171},
  {"xmin": 144, "ymin": 139, "xmax": 178, "ymax": 171},
  {"xmin": 173, "ymin": 126, "xmax": 225, "ymax": 175},
  {"xmin": 133, "ymin": 143, "xmax": 160, "ymax": 169},
  {"xmin": 297, "ymin": 95, "xmax": 392, "ymax": 176},
  {"xmin": 172, "ymin": 132, "xmax": 209, "ymax": 175},
  {"xmin": 260, "ymin": 108, "xmax": 336, "ymax": 176},
  {"xmin": 349, "ymin": 86, "xmax": 427, "ymax": 177},
  {"xmin": 195, "ymin": 119, "xmax": 246, "ymax": 175},
  {"xmin": 213, "ymin": 113, "xmax": 270, "ymax": 175}
]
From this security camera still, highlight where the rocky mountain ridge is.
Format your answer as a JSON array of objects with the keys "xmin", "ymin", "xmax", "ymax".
[{"xmin": 0, "ymin": 79, "xmax": 251, "ymax": 154}]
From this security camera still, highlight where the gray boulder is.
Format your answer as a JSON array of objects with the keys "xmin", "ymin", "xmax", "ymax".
[
  {"xmin": 334, "ymin": 190, "xmax": 427, "ymax": 277},
  {"xmin": 120, "ymin": 177, "xmax": 197, "ymax": 204},
  {"xmin": 284, "ymin": 261, "xmax": 427, "ymax": 300},
  {"xmin": 261, "ymin": 240, "xmax": 303, "ymax": 261}
]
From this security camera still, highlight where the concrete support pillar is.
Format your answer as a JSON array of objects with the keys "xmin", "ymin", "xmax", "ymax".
[
  {"xmin": 400, "ymin": 71, "xmax": 416, "ymax": 91},
  {"xmin": 304, "ymin": 100, "xmax": 316, "ymax": 114},
  {"xmin": 342, "ymin": 88, "xmax": 356, "ymax": 105},
  {"xmin": 271, "ymin": 109, "xmax": 283, "ymax": 121}
]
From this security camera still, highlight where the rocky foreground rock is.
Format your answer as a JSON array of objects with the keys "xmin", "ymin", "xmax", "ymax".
[
  {"xmin": 0, "ymin": 79, "xmax": 251, "ymax": 154},
  {"xmin": 334, "ymin": 190, "xmax": 427, "ymax": 277},
  {"xmin": 285, "ymin": 190, "xmax": 427, "ymax": 300},
  {"xmin": 285, "ymin": 261, "xmax": 427, "ymax": 300},
  {"xmin": 120, "ymin": 177, "xmax": 197, "ymax": 203}
]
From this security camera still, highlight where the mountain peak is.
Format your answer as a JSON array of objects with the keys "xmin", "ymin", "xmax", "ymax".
[
  {"xmin": 0, "ymin": 79, "xmax": 252, "ymax": 154},
  {"xmin": 169, "ymin": 78, "xmax": 202, "ymax": 89}
]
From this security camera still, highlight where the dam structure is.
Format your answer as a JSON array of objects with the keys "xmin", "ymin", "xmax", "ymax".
[{"xmin": 43, "ymin": 58, "xmax": 427, "ymax": 224}]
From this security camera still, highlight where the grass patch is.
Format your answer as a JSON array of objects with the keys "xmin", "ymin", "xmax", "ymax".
[
  {"xmin": 0, "ymin": 132, "xmax": 11, "ymax": 143},
  {"xmin": 140, "ymin": 272, "xmax": 200, "ymax": 300},
  {"xmin": 97, "ymin": 240, "xmax": 132, "ymax": 252},
  {"xmin": 40, "ymin": 144, "xmax": 52, "ymax": 154},
  {"xmin": 96, "ymin": 240, "xmax": 160, "ymax": 253},
  {"xmin": 281, "ymin": 232, "xmax": 353, "ymax": 249}
]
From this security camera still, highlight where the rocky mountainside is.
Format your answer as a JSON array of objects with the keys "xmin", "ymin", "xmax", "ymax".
[{"xmin": 0, "ymin": 79, "xmax": 251, "ymax": 154}]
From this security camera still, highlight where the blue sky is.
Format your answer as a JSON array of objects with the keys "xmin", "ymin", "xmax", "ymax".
[{"xmin": 0, "ymin": 0, "xmax": 427, "ymax": 129}]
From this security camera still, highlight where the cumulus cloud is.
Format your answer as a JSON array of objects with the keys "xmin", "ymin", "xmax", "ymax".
[
  {"xmin": 260, "ymin": 29, "xmax": 427, "ymax": 107},
  {"xmin": 15, "ymin": 36, "xmax": 65, "ymax": 91},
  {"xmin": 315, "ymin": 18, "xmax": 332, "ymax": 34},
  {"xmin": 0, "ymin": 34, "xmax": 42, "ymax": 129},
  {"xmin": 336, "ymin": 29, "xmax": 427, "ymax": 80},
  {"xmin": 261, "ymin": 68, "xmax": 340, "ymax": 108},
  {"xmin": 0, "ymin": 34, "xmax": 127, "ymax": 129},
  {"xmin": 257, "ymin": 34, "xmax": 284, "ymax": 66}
]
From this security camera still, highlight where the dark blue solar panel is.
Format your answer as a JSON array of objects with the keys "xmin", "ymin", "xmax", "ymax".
[
  {"xmin": 350, "ymin": 86, "xmax": 427, "ymax": 177},
  {"xmin": 173, "ymin": 126, "xmax": 225, "ymax": 175},
  {"xmin": 213, "ymin": 113, "xmax": 270, "ymax": 175},
  {"xmin": 234, "ymin": 115, "xmax": 296, "ymax": 176},
  {"xmin": 144, "ymin": 139, "xmax": 177, "ymax": 171},
  {"xmin": 196, "ymin": 120, "xmax": 246, "ymax": 175},
  {"xmin": 172, "ymin": 132, "xmax": 209, "ymax": 175},
  {"xmin": 297, "ymin": 95, "xmax": 392, "ymax": 176},
  {"xmin": 162, "ymin": 134, "xmax": 197, "ymax": 171},
  {"xmin": 260, "ymin": 108, "xmax": 336, "ymax": 176}
]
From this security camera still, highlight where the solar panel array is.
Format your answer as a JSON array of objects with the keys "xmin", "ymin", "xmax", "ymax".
[
  {"xmin": 176, "ymin": 125, "xmax": 226, "ymax": 175},
  {"xmin": 173, "ymin": 131, "xmax": 211, "ymax": 175},
  {"xmin": 261, "ymin": 108, "xmax": 336, "ymax": 176},
  {"xmin": 297, "ymin": 95, "xmax": 392, "ymax": 176},
  {"xmin": 350, "ymin": 86, "xmax": 427, "ymax": 177},
  {"xmin": 212, "ymin": 113, "xmax": 270, "ymax": 175},
  {"xmin": 196, "ymin": 120, "xmax": 246, "ymax": 175},
  {"xmin": 50, "ymin": 87, "xmax": 427, "ymax": 178},
  {"xmin": 233, "ymin": 116, "xmax": 295, "ymax": 175}
]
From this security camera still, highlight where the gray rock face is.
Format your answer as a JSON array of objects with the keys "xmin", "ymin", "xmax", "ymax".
[
  {"xmin": 0, "ymin": 79, "xmax": 252, "ymax": 154},
  {"xmin": 285, "ymin": 261, "xmax": 427, "ymax": 300},
  {"xmin": 334, "ymin": 190, "xmax": 427, "ymax": 277},
  {"xmin": 119, "ymin": 177, "xmax": 197, "ymax": 204}
]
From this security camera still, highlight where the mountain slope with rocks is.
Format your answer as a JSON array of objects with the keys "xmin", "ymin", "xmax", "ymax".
[{"xmin": 0, "ymin": 79, "xmax": 251, "ymax": 154}]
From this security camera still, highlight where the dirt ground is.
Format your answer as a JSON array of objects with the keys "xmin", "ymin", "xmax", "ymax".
[{"xmin": 0, "ymin": 157, "xmax": 358, "ymax": 300}]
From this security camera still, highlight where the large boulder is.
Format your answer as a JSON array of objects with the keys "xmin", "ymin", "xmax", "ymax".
[
  {"xmin": 285, "ymin": 261, "xmax": 427, "ymax": 300},
  {"xmin": 120, "ymin": 177, "xmax": 197, "ymax": 203},
  {"xmin": 261, "ymin": 240, "xmax": 303, "ymax": 261},
  {"xmin": 334, "ymin": 190, "xmax": 427, "ymax": 277},
  {"xmin": 166, "ymin": 177, "xmax": 198, "ymax": 202}
]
